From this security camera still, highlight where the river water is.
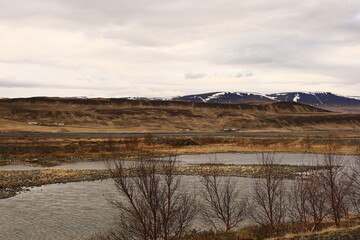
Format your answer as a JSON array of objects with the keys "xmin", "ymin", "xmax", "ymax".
[{"xmin": 0, "ymin": 153, "xmax": 357, "ymax": 240}]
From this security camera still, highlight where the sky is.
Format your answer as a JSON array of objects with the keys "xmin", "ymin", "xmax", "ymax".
[{"xmin": 0, "ymin": 0, "xmax": 359, "ymax": 98}]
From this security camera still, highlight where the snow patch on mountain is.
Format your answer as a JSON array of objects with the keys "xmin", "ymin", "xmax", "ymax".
[
  {"xmin": 347, "ymin": 96, "xmax": 360, "ymax": 100},
  {"xmin": 204, "ymin": 92, "xmax": 226, "ymax": 102},
  {"xmin": 312, "ymin": 94, "xmax": 323, "ymax": 104},
  {"xmin": 293, "ymin": 94, "xmax": 300, "ymax": 102}
]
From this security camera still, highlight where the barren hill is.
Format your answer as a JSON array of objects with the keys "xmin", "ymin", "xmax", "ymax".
[{"xmin": 0, "ymin": 97, "xmax": 359, "ymax": 133}]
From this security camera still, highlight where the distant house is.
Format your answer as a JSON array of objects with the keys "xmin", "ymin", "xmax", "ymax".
[
  {"xmin": 27, "ymin": 121, "xmax": 65, "ymax": 126},
  {"xmin": 222, "ymin": 128, "xmax": 236, "ymax": 132},
  {"xmin": 42, "ymin": 123, "xmax": 65, "ymax": 126},
  {"xmin": 179, "ymin": 128, "xmax": 192, "ymax": 131}
]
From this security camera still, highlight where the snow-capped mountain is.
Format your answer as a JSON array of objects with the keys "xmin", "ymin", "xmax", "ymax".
[
  {"xmin": 268, "ymin": 92, "xmax": 360, "ymax": 107},
  {"xmin": 173, "ymin": 92, "xmax": 274, "ymax": 103},
  {"xmin": 170, "ymin": 91, "xmax": 360, "ymax": 112}
]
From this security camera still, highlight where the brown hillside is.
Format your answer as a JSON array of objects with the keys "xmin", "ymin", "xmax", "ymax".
[{"xmin": 0, "ymin": 97, "xmax": 359, "ymax": 133}]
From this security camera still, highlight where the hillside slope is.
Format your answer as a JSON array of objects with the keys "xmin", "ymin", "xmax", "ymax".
[{"xmin": 0, "ymin": 97, "xmax": 359, "ymax": 133}]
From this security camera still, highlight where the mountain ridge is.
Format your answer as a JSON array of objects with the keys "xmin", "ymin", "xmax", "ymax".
[{"xmin": 172, "ymin": 91, "xmax": 360, "ymax": 112}]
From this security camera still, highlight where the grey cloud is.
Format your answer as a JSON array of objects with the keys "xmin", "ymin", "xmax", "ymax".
[
  {"xmin": 0, "ymin": 78, "xmax": 113, "ymax": 91},
  {"xmin": 236, "ymin": 72, "xmax": 253, "ymax": 78},
  {"xmin": 0, "ymin": 78, "xmax": 42, "ymax": 88},
  {"xmin": 185, "ymin": 72, "xmax": 205, "ymax": 80},
  {"xmin": 0, "ymin": 0, "xmax": 359, "ymax": 96},
  {"xmin": 185, "ymin": 71, "xmax": 254, "ymax": 79}
]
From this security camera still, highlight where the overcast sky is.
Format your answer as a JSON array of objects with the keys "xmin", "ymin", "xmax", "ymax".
[{"xmin": 0, "ymin": 0, "xmax": 359, "ymax": 98}]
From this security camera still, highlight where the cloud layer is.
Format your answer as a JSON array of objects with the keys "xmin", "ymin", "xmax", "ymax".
[{"xmin": 0, "ymin": 0, "xmax": 359, "ymax": 97}]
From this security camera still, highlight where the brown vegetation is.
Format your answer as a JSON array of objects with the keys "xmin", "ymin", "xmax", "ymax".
[
  {"xmin": 253, "ymin": 153, "xmax": 287, "ymax": 235},
  {"xmin": 200, "ymin": 166, "xmax": 251, "ymax": 232},
  {"xmin": 0, "ymin": 169, "xmax": 110, "ymax": 198},
  {"xmin": 0, "ymin": 97, "xmax": 360, "ymax": 133}
]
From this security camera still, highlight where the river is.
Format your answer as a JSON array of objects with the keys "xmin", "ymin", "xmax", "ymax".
[{"xmin": 0, "ymin": 153, "xmax": 357, "ymax": 240}]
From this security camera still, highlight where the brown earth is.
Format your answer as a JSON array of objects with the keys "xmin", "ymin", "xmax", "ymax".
[{"xmin": 0, "ymin": 97, "xmax": 360, "ymax": 133}]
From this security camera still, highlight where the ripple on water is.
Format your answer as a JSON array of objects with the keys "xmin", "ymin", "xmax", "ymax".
[
  {"xmin": 0, "ymin": 180, "xmax": 118, "ymax": 240},
  {"xmin": 0, "ymin": 175, "xmax": 257, "ymax": 240},
  {"xmin": 0, "ymin": 153, "xmax": 356, "ymax": 240}
]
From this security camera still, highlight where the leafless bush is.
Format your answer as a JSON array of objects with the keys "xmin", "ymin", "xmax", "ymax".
[
  {"xmin": 105, "ymin": 137, "xmax": 119, "ymax": 151},
  {"xmin": 107, "ymin": 153, "xmax": 198, "ymax": 240},
  {"xmin": 288, "ymin": 172, "xmax": 329, "ymax": 232},
  {"xmin": 143, "ymin": 133, "xmax": 155, "ymax": 145},
  {"xmin": 200, "ymin": 167, "xmax": 251, "ymax": 232},
  {"xmin": 349, "ymin": 147, "xmax": 360, "ymax": 213},
  {"xmin": 252, "ymin": 152, "xmax": 286, "ymax": 235},
  {"xmin": 123, "ymin": 137, "xmax": 140, "ymax": 150},
  {"xmin": 318, "ymin": 143, "xmax": 352, "ymax": 227},
  {"xmin": 288, "ymin": 140, "xmax": 352, "ymax": 230}
]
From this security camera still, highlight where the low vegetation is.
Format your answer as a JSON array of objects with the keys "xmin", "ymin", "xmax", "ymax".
[{"xmin": 0, "ymin": 169, "xmax": 110, "ymax": 198}]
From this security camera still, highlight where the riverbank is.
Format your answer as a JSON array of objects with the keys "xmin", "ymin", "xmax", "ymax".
[
  {"xmin": 0, "ymin": 163, "xmax": 326, "ymax": 199},
  {"xmin": 91, "ymin": 216, "xmax": 360, "ymax": 240},
  {"xmin": 0, "ymin": 169, "xmax": 110, "ymax": 198},
  {"xmin": 0, "ymin": 133, "xmax": 359, "ymax": 168}
]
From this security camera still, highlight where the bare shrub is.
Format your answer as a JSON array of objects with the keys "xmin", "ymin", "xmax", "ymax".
[
  {"xmin": 144, "ymin": 133, "xmax": 155, "ymax": 145},
  {"xmin": 348, "ymin": 147, "xmax": 360, "ymax": 213},
  {"xmin": 288, "ymin": 171, "xmax": 329, "ymax": 232},
  {"xmin": 107, "ymin": 153, "xmax": 198, "ymax": 240},
  {"xmin": 200, "ymin": 166, "xmax": 251, "ymax": 232},
  {"xmin": 123, "ymin": 137, "xmax": 140, "ymax": 150},
  {"xmin": 252, "ymin": 152, "xmax": 286, "ymax": 235},
  {"xmin": 105, "ymin": 137, "xmax": 119, "ymax": 151},
  {"xmin": 289, "ymin": 140, "xmax": 352, "ymax": 230},
  {"xmin": 318, "ymin": 143, "xmax": 352, "ymax": 227}
]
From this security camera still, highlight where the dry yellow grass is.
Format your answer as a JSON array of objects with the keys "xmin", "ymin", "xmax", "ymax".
[
  {"xmin": 1, "ymin": 97, "xmax": 360, "ymax": 133},
  {"xmin": 267, "ymin": 225, "xmax": 360, "ymax": 240}
]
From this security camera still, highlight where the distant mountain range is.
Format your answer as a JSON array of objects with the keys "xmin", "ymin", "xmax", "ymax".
[{"xmin": 172, "ymin": 92, "xmax": 360, "ymax": 112}]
